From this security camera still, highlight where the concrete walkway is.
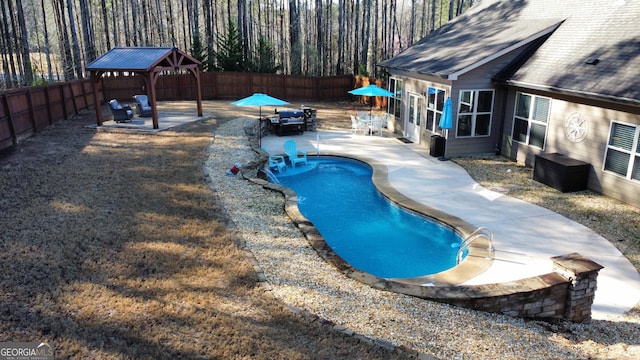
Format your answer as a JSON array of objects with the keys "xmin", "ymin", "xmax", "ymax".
[{"xmin": 261, "ymin": 129, "xmax": 640, "ymax": 321}]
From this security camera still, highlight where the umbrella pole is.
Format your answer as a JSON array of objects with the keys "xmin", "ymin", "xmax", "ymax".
[{"xmin": 259, "ymin": 106, "xmax": 262, "ymax": 146}]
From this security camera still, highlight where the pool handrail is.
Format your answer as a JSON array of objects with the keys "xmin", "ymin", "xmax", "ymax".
[{"xmin": 457, "ymin": 227, "xmax": 494, "ymax": 265}]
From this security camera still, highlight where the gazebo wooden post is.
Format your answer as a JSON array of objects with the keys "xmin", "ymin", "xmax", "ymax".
[
  {"xmin": 149, "ymin": 72, "xmax": 160, "ymax": 129},
  {"xmin": 188, "ymin": 68, "xmax": 203, "ymax": 117},
  {"xmin": 91, "ymin": 71, "xmax": 104, "ymax": 126}
]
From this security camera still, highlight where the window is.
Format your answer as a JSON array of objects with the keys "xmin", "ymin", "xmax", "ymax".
[
  {"xmin": 426, "ymin": 87, "xmax": 445, "ymax": 132},
  {"xmin": 512, "ymin": 92, "xmax": 550, "ymax": 149},
  {"xmin": 604, "ymin": 121, "xmax": 640, "ymax": 181},
  {"xmin": 456, "ymin": 90, "xmax": 494, "ymax": 137},
  {"xmin": 388, "ymin": 78, "xmax": 403, "ymax": 119}
]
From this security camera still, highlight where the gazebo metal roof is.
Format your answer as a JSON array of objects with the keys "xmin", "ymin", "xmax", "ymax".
[{"xmin": 87, "ymin": 47, "xmax": 202, "ymax": 129}]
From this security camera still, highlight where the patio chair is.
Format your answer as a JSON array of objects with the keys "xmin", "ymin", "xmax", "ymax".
[
  {"xmin": 382, "ymin": 113, "xmax": 392, "ymax": 128},
  {"xmin": 284, "ymin": 140, "xmax": 308, "ymax": 167},
  {"xmin": 261, "ymin": 146, "xmax": 287, "ymax": 173},
  {"xmin": 109, "ymin": 99, "xmax": 134, "ymax": 122},
  {"xmin": 133, "ymin": 95, "xmax": 152, "ymax": 117},
  {"xmin": 350, "ymin": 115, "xmax": 366, "ymax": 135},
  {"xmin": 370, "ymin": 116, "xmax": 384, "ymax": 136}
]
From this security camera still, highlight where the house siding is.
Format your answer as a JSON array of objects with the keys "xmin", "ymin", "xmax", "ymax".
[
  {"xmin": 385, "ymin": 41, "xmax": 536, "ymax": 156},
  {"xmin": 502, "ymin": 87, "xmax": 640, "ymax": 207}
]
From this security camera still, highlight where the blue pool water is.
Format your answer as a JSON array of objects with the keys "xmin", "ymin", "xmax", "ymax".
[{"xmin": 273, "ymin": 156, "xmax": 464, "ymax": 278}]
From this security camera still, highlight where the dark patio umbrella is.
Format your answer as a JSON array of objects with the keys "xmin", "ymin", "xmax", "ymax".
[
  {"xmin": 348, "ymin": 85, "xmax": 394, "ymax": 118},
  {"xmin": 231, "ymin": 93, "xmax": 289, "ymax": 145}
]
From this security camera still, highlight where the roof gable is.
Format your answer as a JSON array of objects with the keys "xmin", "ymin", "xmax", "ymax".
[{"xmin": 86, "ymin": 47, "xmax": 201, "ymax": 72}]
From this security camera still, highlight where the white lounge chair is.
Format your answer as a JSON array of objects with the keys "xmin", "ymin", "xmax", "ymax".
[
  {"xmin": 350, "ymin": 115, "xmax": 366, "ymax": 135},
  {"xmin": 284, "ymin": 140, "xmax": 307, "ymax": 167}
]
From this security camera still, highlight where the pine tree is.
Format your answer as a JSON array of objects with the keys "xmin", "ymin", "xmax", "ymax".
[
  {"xmin": 250, "ymin": 36, "xmax": 280, "ymax": 74},
  {"xmin": 190, "ymin": 33, "xmax": 211, "ymax": 72},
  {"xmin": 214, "ymin": 21, "xmax": 246, "ymax": 72}
]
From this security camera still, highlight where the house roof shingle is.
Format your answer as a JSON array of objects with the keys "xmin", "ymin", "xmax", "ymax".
[{"xmin": 379, "ymin": 0, "xmax": 640, "ymax": 105}]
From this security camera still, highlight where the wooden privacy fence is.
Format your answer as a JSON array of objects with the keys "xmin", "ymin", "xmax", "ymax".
[
  {"xmin": 101, "ymin": 72, "xmax": 358, "ymax": 102},
  {"xmin": 0, "ymin": 79, "xmax": 95, "ymax": 151},
  {"xmin": 0, "ymin": 72, "xmax": 388, "ymax": 152}
]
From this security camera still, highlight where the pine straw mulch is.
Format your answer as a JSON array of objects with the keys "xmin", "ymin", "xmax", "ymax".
[{"xmin": 0, "ymin": 105, "xmax": 407, "ymax": 359}]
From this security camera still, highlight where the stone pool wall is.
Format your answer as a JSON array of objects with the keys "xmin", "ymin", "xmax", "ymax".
[{"xmin": 435, "ymin": 253, "xmax": 603, "ymax": 323}]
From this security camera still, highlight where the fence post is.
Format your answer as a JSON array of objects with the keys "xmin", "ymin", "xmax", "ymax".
[
  {"xmin": 45, "ymin": 86, "xmax": 53, "ymax": 125},
  {"xmin": 2, "ymin": 94, "xmax": 17, "ymax": 145},
  {"xmin": 59, "ymin": 84, "xmax": 68, "ymax": 119},
  {"xmin": 27, "ymin": 89, "xmax": 37, "ymax": 132}
]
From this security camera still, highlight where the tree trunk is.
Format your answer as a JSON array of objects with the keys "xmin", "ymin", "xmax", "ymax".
[
  {"xmin": 51, "ymin": 0, "xmax": 74, "ymax": 80},
  {"xmin": 79, "ymin": 0, "xmax": 96, "ymax": 63},
  {"xmin": 336, "ymin": 0, "xmax": 344, "ymax": 75},
  {"xmin": 203, "ymin": 0, "xmax": 214, "ymax": 71},
  {"xmin": 289, "ymin": 0, "xmax": 301, "ymax": 74},
  {"xmin": 66, "ymin": 0, "xmax": 83, "ymax": 78},
  {"xmin": 0, "ymin": 2, "xmax": 18, "ymax": 87},
  {"xmin": 449, "ymin": 0, "xmax": 455, "ymax": 20},
  {"xmin": 166, "ymin": 0, "xmax": 176, "ymax": 46},
  {"xmin": 41, "ymin": 0, "xmax": 54, "ymax": 81},
  {"xmin": 430, "ymin": 0, "xmax": 436, "ymax": 32},
  {"xmin": 361, "ymin": 0, "xmax": 371, "ymax": 75},
  {"xmin": 15, "ymin": 0, "xmax": 32, "ymax": 85},
  {"xmin": 315, "ymin": 0, "xmax": 323, "ymax": 75}
]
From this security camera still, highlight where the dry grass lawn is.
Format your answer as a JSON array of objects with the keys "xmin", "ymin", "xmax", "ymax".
[{"xmin": 0, "ymin": 103, "xmax": 406, "ymax": 359}]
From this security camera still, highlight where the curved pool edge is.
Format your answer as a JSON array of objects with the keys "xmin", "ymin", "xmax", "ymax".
[{"xmin": 248, "ymin": 152, "xmax": 496, "ymax": 301}]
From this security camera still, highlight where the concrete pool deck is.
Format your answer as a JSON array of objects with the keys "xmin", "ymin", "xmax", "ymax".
[{"xmin": 261, "ymin": 129, "xmax": 640, "ymax": 321}]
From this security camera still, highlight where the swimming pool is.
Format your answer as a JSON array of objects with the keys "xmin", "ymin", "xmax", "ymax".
[{"xmin": 272, "ymin": 156, "xmax": 465, "ymax": 278}]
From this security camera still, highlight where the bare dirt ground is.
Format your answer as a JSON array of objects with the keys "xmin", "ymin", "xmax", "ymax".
[{"xmin": 1, "ymin": 99, "xmax": 638, "ymax": 359}]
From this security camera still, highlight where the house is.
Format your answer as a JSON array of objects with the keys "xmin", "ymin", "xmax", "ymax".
[{"xmin": 378, "ymin": 0, "xmax": 640, "ymax": 208}]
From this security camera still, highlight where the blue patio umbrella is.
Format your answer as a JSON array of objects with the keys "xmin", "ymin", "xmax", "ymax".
[
  {"xmin": 349, "ymin": 85, "xmax": 394, "ymax": 118},
  {"xmin": 438, "ymin": 97, "xmax": 453, "ymax": 132},
  {"xmin": 231, "ymin": 93, "xmax": 289, "ymax": 145},
  {"xmin": 231, "ymin": 93, "xmax": 289, "ymax": 119},
  {"xmin": 437, "ymin": 97, "xmax": 453, "ymax": 161}
]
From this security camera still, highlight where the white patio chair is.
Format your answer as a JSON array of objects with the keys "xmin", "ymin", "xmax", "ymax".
[
  {"xmin": 350, "ymin": 115, "xmax": 366, "ymax": 135},
  {"xmin": 370, "ymin": 116, "xmax": 384, "ymax": 136}
]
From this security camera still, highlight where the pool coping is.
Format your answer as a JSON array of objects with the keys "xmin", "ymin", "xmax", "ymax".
[{"xmin": 248, "ymin": 151, "xmax": 496, "ymax": 299}]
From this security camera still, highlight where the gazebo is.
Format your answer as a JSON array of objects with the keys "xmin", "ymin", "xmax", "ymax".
[{"xmin": 86, "ymin": 47, "xmax": 202, "ymax": 129}]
